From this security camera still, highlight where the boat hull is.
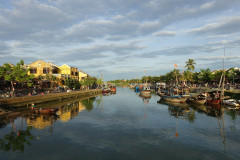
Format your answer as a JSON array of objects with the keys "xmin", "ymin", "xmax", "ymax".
[
  {"xmin": 140, "ymin": 90, "xmax": 151, "ymax": 96},
  {"xmin": 161, "ymin": 96, "xmax": 187, "ymax": 103},
  {"xmin": 207, "ymin": 99, "xmax": 221, "ymax": 105}
]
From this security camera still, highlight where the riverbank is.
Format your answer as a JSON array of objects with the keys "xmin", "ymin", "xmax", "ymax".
[{"xmin": 0, "ymin": 89, "xmax": 102, "ymax": 108}]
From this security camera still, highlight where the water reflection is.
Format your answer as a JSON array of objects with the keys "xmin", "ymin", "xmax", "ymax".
[
  {"xmin": 0, "ymin": 120, "xmax": 34, "ymax": 153},
  {"xmin": 0, "ymin": 96, "xmax": 99, "ymax": 152},
  {"xmin": 139, "ymin": 94, "xmax": 151, "ymax": 105},
  {"xmin": 0, "ymin": 88, "xmax": 239, "ymax": 160},
  {"xmin": 27, "ymin": 114, "xmax": 58, "ymax": 130}
]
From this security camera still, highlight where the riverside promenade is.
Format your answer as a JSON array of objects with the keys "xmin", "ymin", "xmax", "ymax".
[{"xmin": 0, "ymin": 89, "xmax": 102, "ymax": 108}]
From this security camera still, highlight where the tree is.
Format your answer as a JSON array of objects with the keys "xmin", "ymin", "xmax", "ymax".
[
  {"xmin": 226, "ymin": 68, "xmax": 237, "ymax": 85},
  {"xmin": 96, "ymin": 77, "xmax": 103, "ymax": 87},
  {"xmin": 181, "ymin": 70, "xmax": 191, "ymax": 85},
  {"xmin": 81, "ymin": 77, "xmax": 96, "ymax": 90},
  {"xmin": 0, "ymin": 60, "xmax": 34, "ymax": 91},
  {"xmin": 185, "ymin": 59, "xmax": 196, "ymax": 84},
  {"xmin": 185, "ymin": 59, "xmax": 196, "ymax": 71},
  {"xmin": 65, "ymin": 78, "xmax": 80, "ymax": 89},
  {"xmin": 199, "ymin": 68, "xmax": 213, "ymax": 83},
  {"xmin": 212, "ymin": 70, "xmax": 223, "ymax": 84}
]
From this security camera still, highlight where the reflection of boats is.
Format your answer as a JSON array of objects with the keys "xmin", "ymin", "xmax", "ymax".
[
  {"xmin": 158, "ymin": 98, "xmax": 189, "ymax": 110},
  {"xmin": 102, "ymin": 88, "xmax": 111, "ymax": 94},
  {"xmin": 139, "ymin": 94, "xmax": 151, "ymax": 104},
  {"xmin": 110, "ymin": 86, "xmax": 116, "ymax": 93},
  {"xmin": 33, "ymin": 108, "xmax": 59, "ymax": 114}
]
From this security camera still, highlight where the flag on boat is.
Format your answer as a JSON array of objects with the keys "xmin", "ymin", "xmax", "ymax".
[{"xmin": 174, "ymin": 64, "xmax": 178, "ymax": 67}]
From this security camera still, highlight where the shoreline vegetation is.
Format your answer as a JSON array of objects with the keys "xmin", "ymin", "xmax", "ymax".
[{"xmin": 108, "ymin": 59, "xmax": 240, "ymax": 93}]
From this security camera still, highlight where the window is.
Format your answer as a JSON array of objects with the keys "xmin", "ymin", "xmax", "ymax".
[
  {"xmin": 81, "ymin": 77, "xmax": 85, "ymax": 80},
  {"xmin": 43, "ymin": 68, "xmax": 50, "ymax": 74},
  {"xmin": 52, "ymin": 68, "xmax": 58, "ymax": 74},
  {"xmin": 71, "ymin": 71, "xmax": 74, "ymax": 75},
  {"xmin": 30, "ymin": 68, "xmax": 37, "ymax": 74},
  {"xmin": 75, "ymin": 72, "xmax": 78, "ymax": 76}
]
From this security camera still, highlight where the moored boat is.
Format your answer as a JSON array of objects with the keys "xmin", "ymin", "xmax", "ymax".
[
  {"xmin": 161, "ymin": 95, "xmax": 188, "ymax": 103},
  {"xmin": 187, "ymin": 95, "xmax": 206, "ymax": 105},
  {"xmin": 140, "ymin": 87, "xmax": 151, "ymax": 96},
  {"xmin": 223, "ymin": 99, "xmax": 240, "ymax": 107}
]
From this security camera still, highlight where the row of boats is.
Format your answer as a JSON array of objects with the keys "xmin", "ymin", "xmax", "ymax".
[{"xmin": 134, "ymin": 85, "xmax": 240, "ymax": 110}]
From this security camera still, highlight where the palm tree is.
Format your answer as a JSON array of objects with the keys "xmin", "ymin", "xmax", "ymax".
[
  {"xmin": 185, "ymin": 59, "xmax": 196, "ymax": 71},
  {"xmin": 185, "ymin": 59, "xmax": 196, "ymax": 85}
]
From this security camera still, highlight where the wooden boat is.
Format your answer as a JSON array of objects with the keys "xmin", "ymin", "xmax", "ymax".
[
  {"xmin": 33, "ymin": 108, "xmax": 59, "ymax": 114},
  {"xmin": 207, "ymin": 98, "xmax": 221, "ymax": 105},
  {"xmin": 187, "ymin": 95, "xmax": 206, "ymax": 105},
  {"xmin": 161, "ymin": 95, "xmax": 188, "ymax": 103},
  {"xmin": 205, "ymin": 91, "xmax": 221, "ymax": 105}
]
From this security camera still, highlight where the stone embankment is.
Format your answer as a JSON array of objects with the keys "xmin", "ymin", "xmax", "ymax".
[{"xmin": 0, "ymin": 89, "xmax": 102, "ymax": 108}]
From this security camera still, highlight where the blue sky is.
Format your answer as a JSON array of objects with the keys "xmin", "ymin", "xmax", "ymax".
[{"xmin": 0, "ymin": 0, "xmax": 240, "ymax": 81}]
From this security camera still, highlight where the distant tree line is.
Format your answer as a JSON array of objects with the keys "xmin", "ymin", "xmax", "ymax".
[{"xmin": 108, "ymin": 59, "xmax": 240, "ymax": 86}]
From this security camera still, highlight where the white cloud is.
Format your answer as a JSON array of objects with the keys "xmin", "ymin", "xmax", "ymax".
[
  {"xmin": 189, "ymin": 16, "xmax": 240, "ymax": 35},
  {"xmin": 0, "ymin": 0, "xmax": 240, "ymax": 80},
  {"xmin": 153, "ymin": 31, "xmax": 177, "ymax": 37}
]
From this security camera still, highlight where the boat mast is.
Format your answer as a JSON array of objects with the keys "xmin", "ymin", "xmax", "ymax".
[{"xmin": 221, "ymin": 47, "xmax": 225, "ymax": 99}]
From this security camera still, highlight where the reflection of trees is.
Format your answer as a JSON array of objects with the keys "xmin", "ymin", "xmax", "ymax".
[
  {"xmin": 226, "ymin": 110, "xmax": 237, "ymax": 120},
  {"xmin": 0, "ymin": 126, "xmax": 34, "ymax": 153},
  {"xmin": 81, "ymin": 97, "xmax": 96, "ymax": 111},
  {"xmin": 186, "ymin": 110, "xmax": 195, "ymax": 122}
]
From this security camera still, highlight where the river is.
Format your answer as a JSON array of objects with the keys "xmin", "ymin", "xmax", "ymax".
[{"xmin": 0, "ymin": 87, "xmax": 240, "ymax": 160}]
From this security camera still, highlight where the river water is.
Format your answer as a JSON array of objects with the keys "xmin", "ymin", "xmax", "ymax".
[{"xmin": 0, "ymin": 87, "xmax": 240, "ymax": 160}]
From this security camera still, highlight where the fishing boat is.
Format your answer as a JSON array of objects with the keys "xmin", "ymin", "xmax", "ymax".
[
  {"xmin": 205, "ymin": 91, "xmax": 221, "ymax": 105},
  {"xmin": 140, "ymin": 87, "xmax": 151, "ymax": 96}
]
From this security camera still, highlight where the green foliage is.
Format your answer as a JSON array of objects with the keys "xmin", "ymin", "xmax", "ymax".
[
  {"xmin": 65, "ymin": 78, "xmax": 80, "ymax": 89},
  {"xmin": 96, "ymin": 77, "xmax": 103, "ymax": 85},
  {"xmin": 199, "ymin": 68, "xmax": 213, "ymax": 83},
  {"xmin": 81, "ymin": 77, "xmax": 96, "ymax": 89},
  {"xmin": 185, "ymin": 59, "xmax": 196, "ymax": 71},
  {"xmin": 81, "ymin": 97, "xmax": 96, "ymax": 111},
  {"xmin": 0, "ymin": 126, "xmax": 34, "ymax": 153},
  {"xmin": 0, "ymin": 60, "xmax": 34, "ymax": 90}
]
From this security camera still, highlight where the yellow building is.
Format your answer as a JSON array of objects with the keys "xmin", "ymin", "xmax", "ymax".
[
  {"xmin": 28, "ymin": 59, "xmax": 60, "ymax": 77},
  {"xmin": 59, "ymin": 64, "xmax": 79, "ymax": 81},
  {"xmin": 79, "ymin": 70, "xmax": 90, "ymax": 81}
]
